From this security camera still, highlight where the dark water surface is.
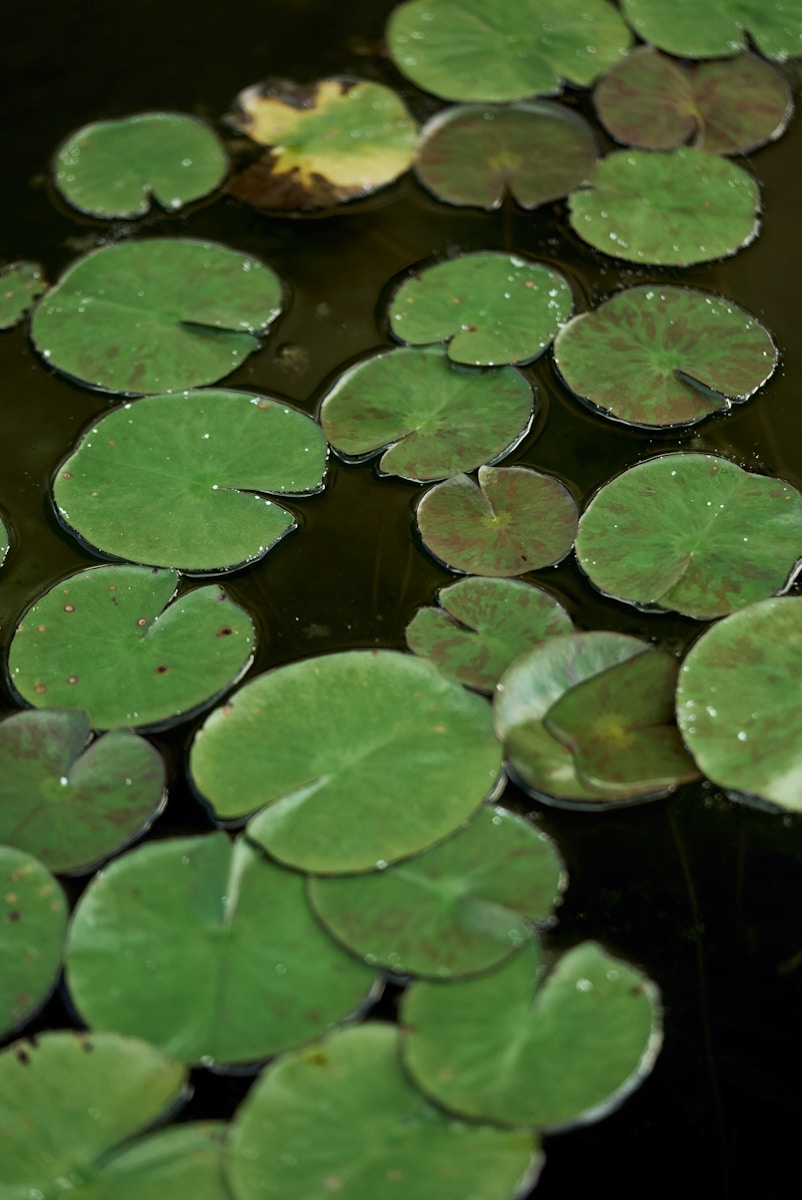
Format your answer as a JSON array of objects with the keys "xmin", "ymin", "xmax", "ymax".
[{"xmin": 2, "ymin": 3, "xmax": 802, "ymax": 1197}]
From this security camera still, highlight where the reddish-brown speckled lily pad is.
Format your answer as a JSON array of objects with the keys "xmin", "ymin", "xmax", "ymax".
[{"xmin": 0, "ymin": 846, "xmax": 67, "ymax": 1038}]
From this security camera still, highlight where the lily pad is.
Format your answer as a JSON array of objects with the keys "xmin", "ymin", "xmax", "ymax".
[
  {"xmin": 319, "ymin": 347, "xmax": 534, "ymax": 482},
  {"xmin": 415, "ymin": 466, "xmax": 579, "ymax": 578},
  {"xmin": 388, "ymin": 253, "xmax": 573, "ymax": 366},
  {"xmin": 0, "ymin": 846, "xmax": 67, "ymax": 1037},
  {"xmin": 8, "ymin": 565, "xmax": 255, "ymax": 731},
  {"xmin": 54, "ymin": 112, "xmax": 228, "ymax": 218},
  {"xmin": 53, "ymin": 389, "xmax": 327, "ymax": 572},
  {"xmin": 226, "ymin": 78, "xmax": 417, "ymax": 211},
  {"xmin": 0, "ymin": 514, "xmax": 8, "ymax": 568},
  {"xmin": 229, "ymin": 1023, "xmax": 540, "ymax": 1200},
  {"xmin": 594, "ymin": 48, "xmax": 792, "ymax": 155},
  {"xmin": 676, "ymin": 597, "xmax": 802, "ymax": 811},
  {"xmin": 387, "ymin": 0, "xmax": 633, "ymax": 102},
  {"xmin": 0, "ymin": 709, "xmax": 166, "ymax": 874},
  {"xmin": 406, "ymin": 576, "xmax": 573, "ymax": 692},
  {"xmin": 568, "ymin": 147, "xmax": 760, "ymax": 265},
  {"xmin": 553, "ymin": 286, "xmax": 777, "ymax": 428},
  {"xmin": 308, "ymin": 805, "xmax": 564, "ymax": 979},
  {"xmin": 401, "ymin": 940, "xmax": 661, "ymax": 1129},
  {"xmin": 414, "ymin": 102, "xmax": 599, "ymax": 210},
  {"xmin": 619, "ymin": 0, "xmax": 802, "ymax": 61},
  {"xmin": 0, "ymin": 260, "xmax": 46, "ymax": 329},
  {"xmin": 575, "ymin": 453, "xmax": 802, "ymax": 619},
  {"xmin": 189, "ymin": 650, "xmax": 502, "ymax": 874},
  {"xmin": 66, "ymin": 833, "xmax": 378, "ymax": 1065},
  {"xmin": 30, "ymin": 238, "xmax": 283, "ymax": 395}
]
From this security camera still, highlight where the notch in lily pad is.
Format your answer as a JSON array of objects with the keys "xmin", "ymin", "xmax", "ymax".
[
  {"xmin": 53, "ymin": 112, "xmax": 228, "ymax": 218},
  {"xmin": 0, "ymin": 261, "xmax": 46, "ymax": 329},
  {"xmin": 0, "ymin": 846, "xmax": 67, "ymax": 1038},
  {"xmin": 53, "ymin": 389, "xmax": 327, "ymax": 573},
  {"xmin": 619, "ymin": 0, "xmax": 802, "ymax": 61}
]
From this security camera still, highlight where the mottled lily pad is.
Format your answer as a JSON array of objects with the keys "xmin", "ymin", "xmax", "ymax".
[
  {"xmin": 0, "ymin": 709, "xmax": 166, "ymax": 874},
  {"xmin": 387, "ymin": 0, "xmax": 632, "ymax": 102},
  {"xmin": 227, "ymin": 78, "xmax": 416, "ymax": 211},
  {"xmin": 414, "ymin": 101, "xmax": 599, "ymax": 210},
  {"xmin": 553, "ymin": 286, "xmax": 777, "ymax": 428},
  {"xmin": 229, "ymin": 1023, "xmax": 540, "ymax": 1200},
  {"xmin": 53, "ymin": 389, "xmax": 327, "ymax": 572},
  {"xmin": 594, "ymin": 48, "xmax": 792, "ymax": 155},
  {"xmin": 54, "ymin": 112, "xmax": 228, "ymax": 218},
  {"xmin": 8, "ymin": 565, "xmax": 255, "ymax": 731},
  {"xmin": 189, "ymin": 650, "xmax": 502, "ymax": 874},
  {"xmin": 619, "ymin": 0, "xmax": 802, "ymax": 61},
  {"xmin": 568, "ymin": 148, "xmax": 760, "ymax": 265},
  {"xmin": 406, "ymin": 576, "xmax": 573, "ymax": 692},
  {"xmin": 30, "ymin": 238, "xmax": 282, "ymax": 395},
  {"xmin": 389, "ymin": 253, "xmax": 573, "ymax": 366},
  {"xmin": 402, "ymin": 941, "xmax": 661, "ymax": 1129},
  {"xmin": 576, "ymin": 454, "xmax": 802, "ymax": 619},
  {"xmin": 415, "ymin": 466, "xmax": 578, "ymax": 578},
  {"xmin": 319, "ymin": 347, "xmax": 533, "ymax": 482},
  {"xmin": 0, "ymin": 260, "xmax": 46, "ymax": 329},
  {"xmin": 0, "ymin": 846, "xmax": 67, "ymax": 1037},
  {"xmin": 677, "ymin": 597, "xmax": 802, "ymax": 811},
  {"xmin": 66, "ymin": 833, "xmax": 377, "ymax": 1065}
]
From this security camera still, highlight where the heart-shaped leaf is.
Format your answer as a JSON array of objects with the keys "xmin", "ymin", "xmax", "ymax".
[
  {"xmin": 53, "ymin": 389, "xmax": 327, "ymax": 572},
  {"xmin": 30, "ymin": 239, "xmax": 283, "ymax": 395},
  {"xmin": 619, "ymin": 0, "xmax": 802, "ymax": 61},
  {"xmin": 0, "ymin": 846, "xmax": 67, "ymax": 1037},
  {"xmin": 0, "ymin": 260, "xmax": 46, "ymax": 329}
]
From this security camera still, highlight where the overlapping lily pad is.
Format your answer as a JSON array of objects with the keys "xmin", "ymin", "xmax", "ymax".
[
  {"xmin": 402, "ymin": 940, "xmax": 661, "ymax": 1129},
  {"xmin": 30, "ymin": 238, "xmax": 283, "ymax": 394},
  {"xmin": 594, "ymin": 48, "xmax": 792, "ymax": 155},
  {"xmin": 619, "ymin": 0, "xmax": 802, "ymax": 61},
  {"xmin": 553, "ymin": 286, "xmax": 777, "ymax": 428},
  {"xmin": 189, "ymin": 650, "xmax": 502, "ymax": 874},
  {"xmin": 0, "ymin": 846, "xmax": 67, "ymax": 1037},
  {"xmin": 226, "ymin": 78, "xmax": 417, "ymax": 211},
  {"xmin": 387, "ymin": 0, "xmax": 632, "ymax": 102},
  {"xmin": 66, "ymin": 833, "xmax": 378, "ymax": 1065},
  {"xmin": 53, "ymin": 389, "xmax": 327, "ymax": 572},
  {"xmin": 0, "ymin": 260, "xmax": 46, "ymax": 328},
  {"xmin": 389, "ymin": 253, "xmax": 573, "ymax": 366},
  {"xmin": 54, "ymin": 112, "xmax": 228, "ymax": 218},
  {"xmin": 8, "ymin": 565, "xmax": 255, "ymax": 730},
  {"xmin": 406, "ymin": 576, "xmax": 573, "ymax": 692},
  {"xmin": 229, "ymin": 1023, "xmax": 540, "ymax": 1200},
  {"xmin": 0, "ymin": 709, "xmax": 166, "ymax": 873},
  {"xmin": 416, "ymin": 466, "xmax": 578, "ymax": 577},
  {"xmin": 677, "ymin": 597, "xmax": 802, "ymax": 811},
  {"xmin": 319, "ymin": 348, "xmax": 534, "ymax": 481},
  {"xmin": 568, "ymin": 148, "xmax": 760, "ymax": 265},
  {"xmin": 576, "ymin": 454, "xmax": 802, "ymax": 619},
  {"xmin": 414, "ymin": 102, "xmax": 599, "ymax": 210}
]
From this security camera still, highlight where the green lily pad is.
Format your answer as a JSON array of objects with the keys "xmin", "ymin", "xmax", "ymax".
[
  {"xmin": 0, "ymin": 709, "xmax": 166, "ymax": 874},
  {"xmin": 8, "ymin": 565, "xmax": 255, "ymax": 731},
  {"xmin": 53, "ymin": 389, "xmax": 327, "ymax": 572},
  {"xmin": 319, "ymin": 347, "xmax": 534, "ymax": 482},
  {"xmin": 54, "ymin": 112, "xmax": 228, "ymax": 218},
  {"xmin": 619, "ymin": 0, "xmax": 802, "ymax": 60},
  {"xmin": 576, "ymin": 453, "xmax": 802, "ymax": 619},
  {"xmin": 594, "ymin": 48, "xmax": 792, "ymax": 155},
  {"xmin": 553, "ymin": 286, "xmax": 777, "ymax": 428},
  {"xmin": 0, "ymin": 260, "xmax": 46, "ymax": 329},
  {"xmin": 229, "ymin": 1022, "xmax": 540, "ymax": 1200},
  {"xmin": 189, "ymin": 650, "xmax": 502, "ymax": 874},
  {"xmin": 308, "ymin": 805, "xmax": 564, "ymax": 979},
  {"xmin": 415, "ymin": 466, "xmax": 579, "ymax": 578},
  {"xmin": 676, "ymin": 597, "xmax": 802, "ymax": 811},
  {"xmin": 401, "ymin": 940, "xmax": 661, "ymax": 1129},
  {"xmin": 406, "ymin": 576, "xmax": 573, "ymax": 692},
  {"xmin": 0, "ymin": 514, "xmax": 8, "ymax": 568},
  {"xmin": 387, "ymin": 0, "xmax": 633, "ymax": 102},
  {"xmin": 30, "ymin": 238, "xmax": 282, "ymax": 395},
  {"xmin": 414, "ymin": 102, "xmax": 599, "ymax": 210},
  {"xmin": 226, "ymin": 78, "xmax": 417, "ymax": 211},
  {"xmin": 568, "ymin": 147, "xmax": 760, "ymax": 265},
  {"xmin": 66, "ymin": 833, "xmax": 378, "ymax": 1066},
  {"xmin": 388, "ymin": 253, "xmax": 573, "ymax": 366},
  {"xmin": 0, "ymin": 846, "xmax": 67, "ymax": 1037}
]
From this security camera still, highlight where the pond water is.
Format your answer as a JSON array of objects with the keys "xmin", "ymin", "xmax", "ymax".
[{"xmin": 1, "ymin": 2, "xmax": 802, "ymax": 1196}]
